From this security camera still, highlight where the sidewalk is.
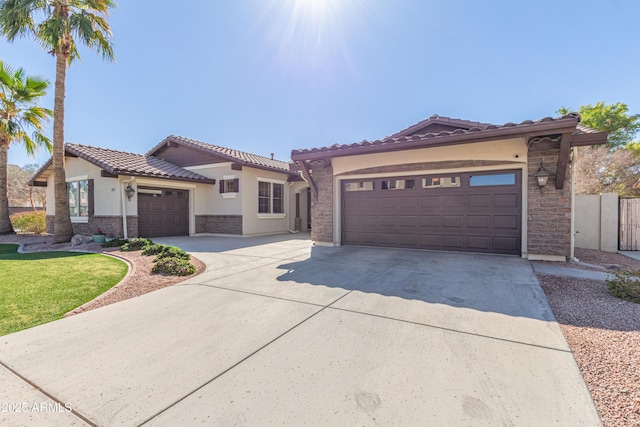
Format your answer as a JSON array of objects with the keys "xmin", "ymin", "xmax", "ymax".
[{"xmin": 530, "ymin": 263, "xmax": 612, "ymax": 281}]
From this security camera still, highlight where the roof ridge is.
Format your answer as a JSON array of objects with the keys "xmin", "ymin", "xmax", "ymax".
[{"xmin": 168, "ymin": 134, "xmax": 290, "ymax": 164}]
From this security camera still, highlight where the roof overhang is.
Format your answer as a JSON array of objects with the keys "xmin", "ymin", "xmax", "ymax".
[
  {"xmin": 28, "ymin": 146, "xmax": 217, "ymax": 186},
  {"xmin": 291, "ymin": 116, "xmax": 588, "ymax": 162}
]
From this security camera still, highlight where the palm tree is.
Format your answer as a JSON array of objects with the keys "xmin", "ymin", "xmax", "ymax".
[
  {"xmin": 0, "ymin": 0, "xmax": 115, "ymax": 242},
  {"xmin": 0, "ymin": 61, "xmax": 52, "ymax": 234}
]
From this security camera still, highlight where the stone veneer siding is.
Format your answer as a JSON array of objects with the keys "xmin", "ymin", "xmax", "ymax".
[
  {"xmin": 195, "ymin": 215, "xmax": 242, "ymax": 234},
  {"xmin": 310, "ymin": 160, "xmax": 334, "ymax": 244},
  {"xmin": 526, "ymin": 145, "xmax": 572, "ymax": 258},
  {"xmin": 46, "ymin": 215, "xmax": 139, "ymax": 239}
]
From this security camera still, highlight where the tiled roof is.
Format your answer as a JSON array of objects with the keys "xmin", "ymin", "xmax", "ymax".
[
  {"xmin": 148, "ymin": 135, "xmax": 294, "ymax": 174},
  {"xmin": 29, "ymin": 144, "xmax": 215, "ymax": 185},
  {"xmin": 291, "ymin": 113, "xmax": 596, "ymax": 159},
  {"xmin": 387, "ymin": 114, "xmax": 494, "ymax": 138},
  {"xmin": 66, "ymin": 144, "xmax": 214, "ymax": 182}
]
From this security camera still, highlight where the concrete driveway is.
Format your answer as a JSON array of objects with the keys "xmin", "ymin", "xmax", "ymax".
[{"xmin": 1, "ymin": 234, "xmax": 600, "ymax": 426}]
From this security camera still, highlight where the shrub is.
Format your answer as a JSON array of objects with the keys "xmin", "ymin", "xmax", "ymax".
[
  {"xmin": 606, "ymin": 269, "xmax": 640, "ymax": 304},
  {"xmin": 101, "ymin": 238, "xmax": 129, "ymax": 248},
  {"xmin": 151, "ymin": 257, "xmax": 195, "ymax": 276},
  {"xmin": 120, "ymin": 237, "xmax": 153, "ymax": 252},
  {"xmin": 9, "ymin": 211, "xmax": 46, "ymax": 234},
  {"xmin": 142, "ymin": 243, "xmax": 190, "ymax": 260}
]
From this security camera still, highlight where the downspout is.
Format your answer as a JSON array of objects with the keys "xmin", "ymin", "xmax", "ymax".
[{"xmin": 121, "ymin": 177, "xmax": 135, "ymax": 239}]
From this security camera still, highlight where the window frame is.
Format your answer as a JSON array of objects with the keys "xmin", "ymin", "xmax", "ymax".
[
  {"xmin": 66, "ymin": 176, "xmax": 92, "ymax": 223},
  {"xmin": 219, "ymin": 175, "xmax": 240, "ymax": 199},
  {"xmin": 257, "ymin": 178, "xmax": 286, "ymax": 218}
]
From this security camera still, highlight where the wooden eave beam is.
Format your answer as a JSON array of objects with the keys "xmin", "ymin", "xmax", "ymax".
[
  {"xmin": 101, "ymin": 170, "xmax": 118, "ymax": 178},
  {"xmin": 555, "ymin": 133, "xmax": 572, "ymax": 190},
  {"xmin": 297, "ymin": 160, "xmax": 317, "ymax": 198},
  {"xmin": 570, "ymin": 133, "xmax": 608, "ymax": 147}
]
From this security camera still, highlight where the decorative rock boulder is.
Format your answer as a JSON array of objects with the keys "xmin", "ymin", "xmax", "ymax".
[{"xmin": 71, "ymin": 234, "xmax": 93, "ymax": 246}]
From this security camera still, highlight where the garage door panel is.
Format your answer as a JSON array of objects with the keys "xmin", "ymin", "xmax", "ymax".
[
  {"xmin": 398, "ymin": 197, "xmax": 418, "ymax": 209},
  {"xmin": 468, "ymin": 194, "xmax": 490, "ymax": 208},
  {"xmin": 341, "ymin": 170, "xmax": 521, "ymax": 255},
  {"xmin": 441, "ymin": 195, "xmax": 463, "ymax": 208},
  {"xmin": 494, "ymin": 194, "xmax": 519, "ymax": 207},
  {"xmin": 420, "ymin": 216, "xmax": 440, "ymax": 228},
  {"xmin": 420, "ymin": 235, "xmax": 440, "ymax": 247},
  {"xmin": 398, "ymin": 216, "xmax": 418, "ymax": 227},
  {"xmin": 442, "ymin": 216, "xmax": 463, "ymax": 228},
  {"xmin": 494, "ymin": 215, "xmax": 519, "ymax": 230},
  {"xmin": 493, "ymin": 237, "xmax": 519, "ymax": 251},
  {"xmin": 396, "ymin": 234, "xmax": 418, "ymax": 246},
  {"xmin": 420, "ymin": 196, "xmax": 440, "ymax": 209},
  {"xmin": 359, "ymin": 199, "xmax": 378, "ymax": 210},
  {"xmin": 379, "ymin": 216, "xmax": 397, "ymax": 227},
  {"xmin": 467, "ymin": 215, "xmax": 490, "ymax": 229},
  {"xmin": 467, "ymin": 236, "xmax": 490, "ymax": 250},
  {"xmin": 442, "ymin": 235, "xmax": 464, "ymax": 248}
]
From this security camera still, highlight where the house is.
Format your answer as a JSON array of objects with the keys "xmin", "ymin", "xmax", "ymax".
[
  {"xmin": 29, "ymin": 135, "xmax": 310, "ymax": 238},
  {"xmin": 291, "ymin": 113, "xmax": 608, "ymax": 261}
]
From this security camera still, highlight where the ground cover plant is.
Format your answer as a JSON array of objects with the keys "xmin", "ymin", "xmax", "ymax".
[{"xmin": 0, "ymin": 244, "xmax": 127, "ymax": 335}]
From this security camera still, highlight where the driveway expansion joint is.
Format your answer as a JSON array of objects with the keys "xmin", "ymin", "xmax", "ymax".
[
  {"xmin": 0, "ymin": 359, "xmax": 97, "ymax": 427},
  {"xmin": 138, "ymin": 288, "xmax": 357, "ymax": 426}
]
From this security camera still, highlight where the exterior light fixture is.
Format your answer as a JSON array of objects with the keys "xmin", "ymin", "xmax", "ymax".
[
  {"xmin": 535, "ymin": 163, "xmax": 549, "ymax": 190},
  {"xmin": 125, "ymin": 183, "xmax": 135, "ymax": 200}
]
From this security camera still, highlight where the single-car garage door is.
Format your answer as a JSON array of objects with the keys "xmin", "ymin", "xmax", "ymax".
[
  {"xmin": 138, "ymin": 187, "xmax": 189, "ymax": 237},
  {"xmin": 342, "ymin": 170, "xmax": 521, "ymax": 255}
]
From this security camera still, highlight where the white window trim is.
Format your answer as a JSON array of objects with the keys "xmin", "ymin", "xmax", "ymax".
[
  {"xmin": 221, "ymin": 193, "xmax": 237, "ymax": 199},
  {"xmin": 257, "ymin": 177, "xmax": 286, "ymax": 217},
  {"xmin": 66, "ymin": 175, "xmax": 88, "ymax": 182},
  {"xmin": 67, "ymin": 176, "xmax": 90, "ymax": 221},
  {"xmin": 257, "ymin": 213, "xmax": 286, "ymax": 219}
]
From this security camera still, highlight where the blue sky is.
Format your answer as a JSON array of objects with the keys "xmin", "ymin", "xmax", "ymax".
[{"xmin": 2, "ymin": 0, "xmax": 639, "ymax": 167}]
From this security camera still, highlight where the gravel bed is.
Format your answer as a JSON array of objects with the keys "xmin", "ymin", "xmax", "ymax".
[
  {"xmin": 0, "ymin": 234, "xmax": 206, "ymax": 315},
  {"xmin": 539, "ymin": 272, "xmax": 640, "ymax": 427}
]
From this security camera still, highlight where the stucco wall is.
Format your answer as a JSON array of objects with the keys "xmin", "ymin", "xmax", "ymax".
[
  {"xmin": 289, "ymin": 181, "xmax": 310, "ymax": 232},
  {"xmin": 575, "ymin": 193, "xmax": 619, "ymax": 253},
  {"xmin": 331, "ymin": 138, "xmax": 527, "ymax": 176},
  {"xmin": 185, "ymin": 162, "xmax": 242, "ymax": 215},
  {"xmin": 241, "ymin": 167, "xmax": 291, "ymax": 235}
]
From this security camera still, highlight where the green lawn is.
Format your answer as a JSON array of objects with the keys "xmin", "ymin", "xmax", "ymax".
[{"xmin": 0, "ymin": 244, "xmax": 128, "ymax": 336}]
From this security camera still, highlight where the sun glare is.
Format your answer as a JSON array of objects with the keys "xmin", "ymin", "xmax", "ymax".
[{"xmin": 259, "ymin": 0, "xmax": 359, "ymax": 80}]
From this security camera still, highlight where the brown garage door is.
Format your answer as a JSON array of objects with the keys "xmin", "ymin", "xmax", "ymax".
[
  {"xmin": 138, "ymin": 187, "xmax": 189, "ymax": 237},
  {"xmin": 342, "ymin": 170, "xmax": 521, "ymax": 255}
]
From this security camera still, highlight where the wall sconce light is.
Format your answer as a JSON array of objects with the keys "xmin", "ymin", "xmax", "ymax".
[
  {"xmin": 125, "ymin": 183, "xmax": 135, "ymax": 201},
  {"xmin": 535, "ymin": 163, "xmax": 549, "ymax": 191}
]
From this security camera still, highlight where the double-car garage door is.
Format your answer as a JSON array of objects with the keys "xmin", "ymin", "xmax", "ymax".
[
  {"xmin": 138, "ymin": 187, "xmax": 189, "ymax": 237},
  {"xmin": 342, "ymin": 170, "xmax": 521, "ymax": 255}
]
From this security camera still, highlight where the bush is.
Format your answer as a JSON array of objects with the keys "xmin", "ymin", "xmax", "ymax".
[
  {"xmin": 9, "ymin": 211, "xmax": 46, "ymax": 234},
  {"xmin": 141, "ymin": 244, "xmax": 188, "ymax": 260},
  {"xmin": 101, "ymin": 238, "xmax": 129, "ymax": 248},
  {"xmin": 151, "ymin": 257, "xmax": 195, "ymax": 276},
  {"xmin": 120, "ymin": 237, "xmax": 153, "ymax": 252},
  {"xmin": 606, "ymin": 269, "xmax": 640, "ymax": 304}
]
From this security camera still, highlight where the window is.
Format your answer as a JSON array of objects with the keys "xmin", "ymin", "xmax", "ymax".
[
  {"xmin": 68, "ymin": 179, "xmax": 89, "ymax": 217},
  {"xmin": 422, "ymin": 176, "xmax": 461, "ymax": 188},
  {"xmin": 344, "ymin": 181, "xmax": 374, "ymax": 192},
  {"xmin": 258, "ymin": 181, "xmax": 285, "ymax": 214},
  {"xmin": 219, "ymin": 178, "xmax": 239, "ymax": 193},
  {"xmin": 469, "ymin": 173, "xmax": 516, "ymax": 187},
  {"xmin": 381, "ymin": 179, "xmax": 415, "ymax": 190}
]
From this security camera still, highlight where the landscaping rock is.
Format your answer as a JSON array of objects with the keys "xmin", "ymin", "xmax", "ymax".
[{"xmin": 71, "ymin": 234, "xmax": 92, "ymax": 246}]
